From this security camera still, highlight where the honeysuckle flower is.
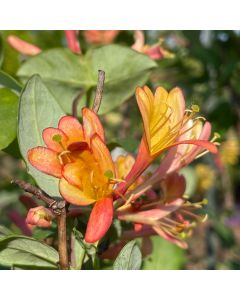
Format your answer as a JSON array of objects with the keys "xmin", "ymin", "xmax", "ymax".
[
  {"xmin": 84, "ymin": 30, "xmax": 120, "ymax": 45},
  {"xmin": 132, "ymin": 30, "xmax": 174, "ymax": 60},
  {"xmin": 26, "ymin": 206, "xmax": 54, "ymax": 228},
  {"xmin": 116, "ymin": 86, "xmax": 218, "ymax": 197},
  {"xmin": 7, "ymin": 35, "xmax": 41, "ymax": 56},
  {"xmin": 118, "ymin": 173, "xmax": 208, "ymax": 249},
  {"xmin": 64, "ymin": 30, "xmax": 81, "ymax": 54},
  {"xmin": 28, "ymin": 108, "xmax": 117, "ymax": 243}
]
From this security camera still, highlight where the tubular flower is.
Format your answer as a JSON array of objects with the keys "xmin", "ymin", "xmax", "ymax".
[
  {"xmin": 7, "ymin": 35, "xmax": 41, "ymax": 56},
  {"xmin": 118, "ymin": 86, "xmax": 218, "ymax": 193},
  {"xmin": 28, "ymin": 108, "xmax": 116, "ymax": 243},
  {"xmin": 84, "ymin": 30, "xmax": 120, "ymax": 45},
  {"xmin": 118, "ymin": 173, "xmax": 208, "ymax": 249},
  {"xmin": 132, "ymin": 30, "xmax": 174, "ymax": 60}
]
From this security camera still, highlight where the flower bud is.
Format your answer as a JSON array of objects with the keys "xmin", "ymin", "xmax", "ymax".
[{"xmin": 26, "ymin": 206, "xmax": 54, "ymax": 228}]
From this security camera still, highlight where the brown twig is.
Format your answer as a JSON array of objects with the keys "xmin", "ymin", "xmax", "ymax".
[
  {"xmin": 12, "ymin": 179, "xmax": 65, "ymax": 214},
  {"xmin": 92, "ymin": 70, "xmax": 105, "ymax": 113},
  {"xmin": 57, "ymin": 208, "xmax": 69, "ymax": 270},
  {"xmin": 72, "ymin": 89, "xmax": 85, "ymax": 118}
]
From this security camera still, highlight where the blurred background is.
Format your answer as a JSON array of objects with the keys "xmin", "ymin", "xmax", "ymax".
[{"xmin": 0, "ymin": 30, "xmax": 240, "ymax": 269}]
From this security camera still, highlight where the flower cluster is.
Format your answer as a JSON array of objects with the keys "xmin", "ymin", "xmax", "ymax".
[{"xmin": 27, "ymin": 85, "xmax": 218, "ymax": 247}]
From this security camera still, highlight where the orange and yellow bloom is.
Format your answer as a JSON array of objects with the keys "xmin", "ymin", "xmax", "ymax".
[
  {"xmin": 28, "ymin": 108, "xmax": 116, "ymax": 243},
  {"xmin": 27, "ymin": 84, "xmax": 218, "ymax": 248}
]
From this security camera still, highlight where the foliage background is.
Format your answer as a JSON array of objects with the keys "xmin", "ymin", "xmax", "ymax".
[{"xmin": 0, "ymin": 30, "xmax": 240, "ymax": 269}]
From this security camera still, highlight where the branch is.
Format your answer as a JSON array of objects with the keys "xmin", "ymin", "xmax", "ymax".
[
  {"xmin": 72, "ymin": 89, "xmax": 85, "ymax": 118},
  {"xmin": 57, "ymin": 208, "xmax": 69, "ymax": 270},
  {"xmin": 12, "ymin": 178, "xmax": 69, "ymax": 269},
  {"xmin": 11, "ymin": 179, "xmax": 65, "ymax": 215},
  {"xmin": 92, "ymin": 70, "xmax": 105, "ymax": 113}
]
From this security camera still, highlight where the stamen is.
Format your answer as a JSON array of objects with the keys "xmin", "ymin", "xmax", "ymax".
[{"xmin": 58, "ymin": 150, "xmax": 71, "ymax": 165}]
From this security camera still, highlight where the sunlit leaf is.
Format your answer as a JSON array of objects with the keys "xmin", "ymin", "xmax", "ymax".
[
  {"xmin": 17, "ymin": 45, "xmax": 157, "ymax": 114},
  {"xmin": 0, "ymin": 70, "xmax": 22, "ymax": 93},
  {"xmin": 0, "ymin": 235, "xmax": 59, "ymax": 269},
  {"xmin": 142, "ymin": 236, "xmax": 186, "ymax": 270},
  {"xmin": 113, "ymin": 240, "xmax": 142, "ymax": 270},
  {"xmin": 0, "ymin": 88, "xmax": 18, "ymax": 149},
  {"xmin": 18, "ymin": 74, "xmax": 65, "ymax": 196}
]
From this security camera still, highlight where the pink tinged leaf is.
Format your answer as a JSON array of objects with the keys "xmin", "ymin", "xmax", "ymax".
[
  {"xmin": 42, "ymin": 127, "xmax": 68, "ymax": 153},
  {"xmin": 27, "ymin": 146, "xmax": 62, "ymax": 178},
  {"xmin": 152, "ymin": 225, "xmax": 188, "ymax": 249},
  {"xmin": 7, "ymin": 35, "xmax": 41, "ymax": 56},
  {"xmin": 64, "ymin": 30, "xmax": 81, "ymax": 54},
  {"xmin": 85, "ymin": 197, "xmax": 113, "ymax": 243}
]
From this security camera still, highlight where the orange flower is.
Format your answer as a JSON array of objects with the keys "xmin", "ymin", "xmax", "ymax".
[
  {"xmin": 84, "ymin": 30, "xmax": 120, "ymax": 45},
  {"xmin": 118, "ymin": 86, "xmax": 218, "ymax": 192},
  {"xmin": 118, "ymin": 173, "xmax": 207, "ymax": 249},
  {"xmin": 28, "ymin": 108, "xmax": 115, "ymax": 243},
  {"xmin": 132, "ymin": 30, "xmax": 174, "ymax": 60}
]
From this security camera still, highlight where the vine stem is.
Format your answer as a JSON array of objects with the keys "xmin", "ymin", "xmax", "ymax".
[
  {"xmin": 57, "ymin": 207, "xmax": 69, "ymax": 270},
  {"xmin": 92, "ymin": 70, "xmax": 105, "ymax": 113}
]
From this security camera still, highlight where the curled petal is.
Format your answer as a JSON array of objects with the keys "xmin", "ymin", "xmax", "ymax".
[
  {"xmin": 118, "ymin": 198, "xmax": 184, "ymax": 225},
  {"xmin": 59, "ymin": 178, "xmax": 96, "ymax": 206},
  {"xmin": 85, "ymin": 197, "xmax": 113, "ymax": 243},
  {"xmin": 58, "ymin": 116, "xmax": 84, "ymax": 144},
  {"xmin": 115, "ymin": 137, "xmax": 152, "ymax": 197},
  {"xmin": 82, "ymin": 107, "xmax": 105, "ymax": 142},
  {"xmin": 27, "ymin": 147, "xmax": 62, "ymax": 178},
  {"xmin": 64, "ymin": 30, "xmax": 81, "ymax": 54},
  {"xmin": 91, "ymin": 134, "xmax": 115, "ymax": 177},
  {"xmin": 42, "ymin": 127, "xmax": 68, "ymax": 152},
  {"xmin": 166, "ymin": 87, "xmax": 185, "ymax": 123},
  {"xmin": 152, "ymin": 226, "xmax": 188, "ymax": 249},
  {"xmin": 168, "ymin": 139, "xmax": 218, "ymax": 154}
]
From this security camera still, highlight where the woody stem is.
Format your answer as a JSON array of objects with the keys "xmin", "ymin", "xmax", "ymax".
[
  {"xmin": 57, "ymin": 206, "xmax": 69, "ymax": 270},
  {"xmin": 92, "ymin": 70, "xmax": 105, "ymax": 113}
]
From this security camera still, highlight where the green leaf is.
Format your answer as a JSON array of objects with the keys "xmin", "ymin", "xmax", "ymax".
[
  {"xmin": 0, "ymin": 226, "xmax": 13, "ymax": 238},
  {"xmin": 113, "ymin": 240, "xmax": 142, "ymax": 270},
  {"xmin": 70, "ymin": 229, "xmax": 86, "ymax": 270},
  {"xmin": 142, "ymin": 236, "xmax": 186, "ymax": 270},
  {"xmin": 0, "ymin": 88, "xmax": 19, "ymax": 149},
  {"xmin": 0, "ymin": 34, "xmax": 3, "ymax": 67},
  {"xmin": 0, "ymin": 70, "xmax": 23, "ymax": 93},
  {"xmin": 179, "ymin": 166, "xmax": 197, "ymax": 197},
  {"xmin": 17, "ymin": 46, "xmax": 157, "ymax": 114},
  {"xmin": 18, "ymin": 75, "xmax": 65, "ymax": 197},
  {"xmin": 87, "ymin": 45, "xmax": 156, "ymax": 114},
  {"xmin": 0, "ymin": 235, "xmax": 59, "ymax": 269}
]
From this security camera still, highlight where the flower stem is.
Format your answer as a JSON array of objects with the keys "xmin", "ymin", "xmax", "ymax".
[{"xmin": 57, "ymin": 206, "xmax": 69, "ymax": 270}]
